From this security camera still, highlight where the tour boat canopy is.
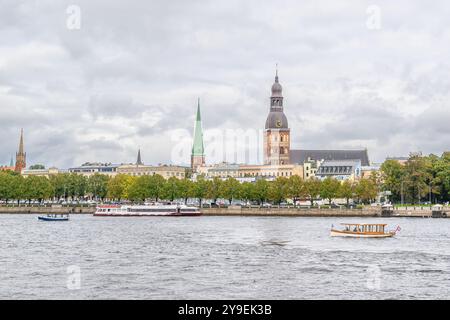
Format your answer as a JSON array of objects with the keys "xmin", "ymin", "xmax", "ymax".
[{"xmin": 340, "ymin": 223, "xmax": 387, "ymax": 226}]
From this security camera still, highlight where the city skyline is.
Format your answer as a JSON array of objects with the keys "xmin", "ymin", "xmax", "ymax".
[{"xmin": 1, "ymin": 1, "xmax": 450, "ymax": 168}]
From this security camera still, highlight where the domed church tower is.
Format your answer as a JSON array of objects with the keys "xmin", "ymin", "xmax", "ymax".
[{"xmin": 263, "ymin": 68, "xmax": 290, "ymax": 165}]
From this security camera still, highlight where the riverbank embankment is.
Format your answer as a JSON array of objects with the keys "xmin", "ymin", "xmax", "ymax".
[{"xmin": 0, "ymin": 205, "xmax": 448, "ymax": 217}]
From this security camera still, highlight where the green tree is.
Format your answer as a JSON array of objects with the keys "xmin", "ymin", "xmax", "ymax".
[
  {"xmin": 49, "ymin": 173, "xmax": 70, "ymax": 200},
  {"xmin": 107, "ymin": 174, "xmax": 135, "ymax": 201},
  {"xmin": 178, "ymin": 178, "xmax": 193, "ymax": 204},
  {"xmin": 339, "ymin": 180, "xmax": 355, "ymax": 206},
  {"xmin": 191, "ymin": 176, "xmax": 209, "ymax": 207},
  {"xmin": 380, "ymin": 160, "xmax": 405, "ymax": 202},
  {"xmin": 303, "ymin": 179, "xmax": 322, "ymax": 206},
  {"xmin": 0, "ymin": 172, "xmax": 24, "ymax": 202},
  {"xmin": 320, "ymin": 177, "xmax": 341, "ymax": 205},
  {"xmin": 268, "ymin": 177, "xmax": 289, "ymax": 205},
  {"xmin": 240, "ymin": 182, "xmax": 256, "ymax": 205},
  {"xmin": 206, "ymin": 177, "xmax": 222, "ymax": 204},
  {"xmin": 87, "ymin": 174, "xmax": 110, "ymax": 200},
  {"xmin": 65, "ymin": 174, "xmax": 87, "ymax": 200},
  {"xmin": 355, "ymin": 178, "xmax": 378, "ymax": 204},
  {"xmin": 220, "ymin": 177, "xmax": 241, "ymax": 205},
  {"xmin": 288, "ymin": 175, "xmax": 305, "ymax": 204},
  {"xmin": 162, "ymin": 176, "xmax": 181, "ymax": 201},
  {"xmin": 22, "ymin": 176, "xmax": 54, "ymax": 203},
  {"xmin": 148, "ymin": 174, "xmax": 166, "ymax": 201},
  {"xmin": 430, "ymin": 152, "xmax": 450, "ymax": 203},
  {"xmin": 403, "ymin": 154, "xmax": 432, "ymax": 204},
  {"xmin": 128, "ymin": 176, "xmax": 149, "ymax": 201},
  {"xmin": 253, "ymin": 179, "xmax": 269, "ymax": 205}
]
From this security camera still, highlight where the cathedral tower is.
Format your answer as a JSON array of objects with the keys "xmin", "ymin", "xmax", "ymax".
[
  {"xmin": 15, "ymin": 128, "xmax": 26, "ymax": 173},
  {"xmin": 263, "ymin": 68, "xmax": 290, "ymax": 165},
  {"xmin": 191, "ymin": 98, "xmax": 205, "ymax": 171}
]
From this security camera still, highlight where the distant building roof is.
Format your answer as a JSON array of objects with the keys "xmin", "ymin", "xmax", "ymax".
[
  {"xmin": 290, "ymin": 149, "xmax": 370, "ymax": 166},
  {"xmin": 316, "ymin": 159, "xmax": 361, "ymax": 176}
]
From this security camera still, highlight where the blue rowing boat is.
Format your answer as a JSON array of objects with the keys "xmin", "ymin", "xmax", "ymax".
[{"xmin": 38, "ymin": 214, "xmax": 69, "ymax": 221}]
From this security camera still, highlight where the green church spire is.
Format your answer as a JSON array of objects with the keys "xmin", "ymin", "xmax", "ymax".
[{"xmin": 191, "ymin": 98, "xmax": 204, "ymax": 156}]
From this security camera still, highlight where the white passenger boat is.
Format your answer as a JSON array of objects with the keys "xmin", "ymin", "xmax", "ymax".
[
  {"xmin": 94, "ymin": 203, "xmax": 201, "ymax": 217},
  {"xmin": 330, "ymin": 223, "xmax": 400, "ymax": 238}
]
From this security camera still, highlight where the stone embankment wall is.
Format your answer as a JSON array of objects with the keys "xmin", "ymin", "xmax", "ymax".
[
  {"xmin": 0, "ymin": 206, "xmax": 448, "ymax": 217},
  {"xmin": 202, "ymin": 207, "xmax": 379, "ymax": 217},
  {"xmin": 202, "ymin": 207, "xmax": 449, "ymax": 218},
  {"xmin": 0, "ymin": 206, "xmax": 95, "ymax": 214}
]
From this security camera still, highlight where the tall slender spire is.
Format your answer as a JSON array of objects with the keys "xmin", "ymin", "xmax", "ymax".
[
  {"xmin": 15, "ymin": 128, "xmax": 26, "ymax": 173},
  {"xmin": 136, "ymin": 148, "xmax": 143, "ymax": 165},
  {"xmin": 275, "ymin": 63, "xmax": 279, "ymax": 82},
  {"xmin": 191, "ymin": 98, "xmax": 205, "ymax": 171},
  {"xmin": 19, "ymin": 128, "xmax": 24, "ymax": 154}
]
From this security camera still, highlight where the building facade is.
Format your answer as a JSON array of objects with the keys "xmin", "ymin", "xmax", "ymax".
[
  {"xmin": 239, "ymin": 164, "xmax": 303, "ymax": 178},
  {"xmin": 263, "ymin": 69, "xmax": 290, "ymax": 165},
  {"xmin": 361, "ymin": 163, "xmax": 381, "ymax": 179},
  {"xmin": 22, "ymin": 167, "xmax": 61, "ymax": 178},
  {"xmin": 290, "ymin": 149, "xmax": 370, "ymax": 167},
  {"xmin": 197, "ymin": 163, "xmax": 240, "ymax": 178},
  {"xmin": 197, "ymin": 163, "xmax": 303, "ymax": 179},
  {"xmin": 68, "ymin": 163, "xmax": 120, "ymax": 177},
  {"xmin": 315, "ymin": 160, "xmax": 362, "ymax": 181},
  {"xmin": 303, "ymin": 157, "xmax": 320, "ymax": 180},
  {"xmin": 117, "ymin": 164, "xmax": 187, "ymax": 179}
]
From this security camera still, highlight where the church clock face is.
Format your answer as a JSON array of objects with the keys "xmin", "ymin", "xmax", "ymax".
[{"xmin": 276, "ymin": 119, "xmax": 282, "ymax": 128}]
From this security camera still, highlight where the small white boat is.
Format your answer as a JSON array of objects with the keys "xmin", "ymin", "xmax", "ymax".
[
  {"xmin": 38, "ymin": 213, "xmax": 70, "ymax": 221},
  {"xmin": 330, "ymin": 223, "xmax": 400, "ymax": 238}
]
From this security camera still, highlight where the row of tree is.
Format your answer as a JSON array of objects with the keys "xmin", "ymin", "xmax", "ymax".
[
  {"xmin": 380, "ymin": 152, "xmax": 450, "ymax": 203},
  {"xmin": 0, "ymin": 152, "xmax": 447, "ymax": 205},
  {"xmin": 0, "ymin": 172, "xmax": 109, "ymax": 203},
  {"xmin": 0, "ymin": 170, "xmax": 378, "ymax": 205}
]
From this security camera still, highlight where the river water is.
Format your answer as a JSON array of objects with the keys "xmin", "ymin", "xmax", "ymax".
[{"xmin": 0, "ymin": 214, "xmax": 449, "ymax": 299}]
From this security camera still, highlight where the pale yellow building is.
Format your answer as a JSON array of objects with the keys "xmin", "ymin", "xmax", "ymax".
[
  {"xmin": 361, "ymin": 164, "xmax": 381, "ymax": 180},
  {"xmin": 117, "ymin": 164, "xmax": 187, "ymax": 179},
  {"xmin": 197, "ymin": 163, "xmax": 240, "ymax": 178},
  {"xmin": 238, "ymin": 164, "xmax": 303, "ymax": 178},
  {"xmin": 21, "ymin": 167, "xmax": 61, "ymax": 178}
]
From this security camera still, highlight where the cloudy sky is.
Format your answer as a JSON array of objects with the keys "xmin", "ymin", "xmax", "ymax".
[{"xmin": 1, "ymin": 0, "xmax": 449, "ymax": 168}]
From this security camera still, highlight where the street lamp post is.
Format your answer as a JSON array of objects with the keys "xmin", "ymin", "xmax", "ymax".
[
  {"xmin": 429, "ymin": 183, "xmax": 432, "ymax": 208},
  {"xmin": 400, "ymin": 181, "xmax": 404, "ymax": 206}
]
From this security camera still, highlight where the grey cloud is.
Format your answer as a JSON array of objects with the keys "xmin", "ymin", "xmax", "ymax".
[{"xmin": 1, "ymin": 0, "xmax": 450, "ymax": 167}]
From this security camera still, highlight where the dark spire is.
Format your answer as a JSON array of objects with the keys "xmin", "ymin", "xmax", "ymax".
[
  {"xmin": 18, "ymin": 128, "xmax": 24, "ymax": 155},
  {"xmin": 136, "ymin": 149, "xmax": 143, "ymax": 165},
  {"xmin": 15, "ymin": 128, "xmax": 26, "ymax": 173},
  {"xmin": 192, "ymin": 98, "xmax": 204, "ymax": 156}
]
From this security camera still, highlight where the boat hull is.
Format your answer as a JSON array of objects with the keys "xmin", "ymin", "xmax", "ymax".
[
  {"xmin": 93, "ymin": 212, "xmax": 202, "ymax": 217},
  {"xmin": 38, "ymin": 216, "xmax": 69, "ymax": 221},
  {"xmin": 330, "ymin": 229, "xmax": 394, "ymax": 238}
]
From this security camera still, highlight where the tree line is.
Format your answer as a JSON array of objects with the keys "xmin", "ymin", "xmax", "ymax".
[
  {"xmin": 380, "ymin": 152, "xmax": 450, "ymax": 204},
  {"xmin": 0, "ymin": 151, "xmax": 448, "ymax": 205},
  {"xmin": 0, "ymin": 170, "xmax": 378, "ymax": 206}
]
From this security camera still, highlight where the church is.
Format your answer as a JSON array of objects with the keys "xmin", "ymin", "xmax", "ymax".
[
  {"xmin": 192, "ymin": 69, "xmax": 371, "ymax": 181},
  {"xmin": 262, "ymin": 69, "xmax": 370, "ymax": 176}
]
